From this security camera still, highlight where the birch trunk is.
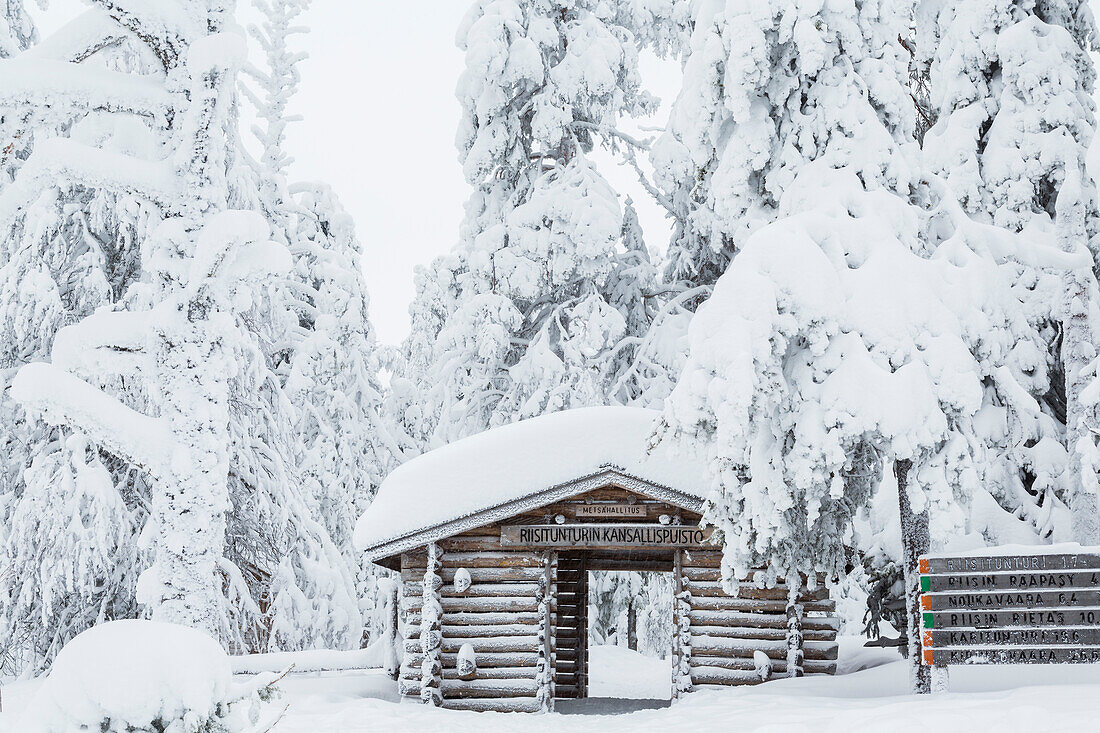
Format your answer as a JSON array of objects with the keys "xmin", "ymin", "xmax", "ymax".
[{"xmin": 896, "ymin": 458, "xmax": 931, "ymax": 693}]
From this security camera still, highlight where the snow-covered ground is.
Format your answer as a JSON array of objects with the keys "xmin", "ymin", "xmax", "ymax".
[
  {"xmin": 586, "ymin": 644, "xmax": 671, "ymax": 700},
  {"xmin": 6, "ymin": 637, "xmax": 1100, "ymax": 732}
]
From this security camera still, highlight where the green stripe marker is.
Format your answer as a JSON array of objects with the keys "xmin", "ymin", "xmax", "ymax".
[
  {"xmin": 923, "ymin": 612, "xmax": 934, "ymax": 629},
  {"xmin": 920, "ymin": 575, "xmax": 930, "ymax": 592}
]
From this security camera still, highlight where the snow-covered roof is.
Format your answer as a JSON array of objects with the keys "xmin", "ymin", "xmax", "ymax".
[{"xmin": 354, "ymin": 407, "xmax": 711, "ymax": 561}]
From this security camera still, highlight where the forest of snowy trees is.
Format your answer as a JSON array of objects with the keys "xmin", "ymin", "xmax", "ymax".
[{"xmin": 1, "ymin": 0, "xmax": 1099, "ymax": 702}]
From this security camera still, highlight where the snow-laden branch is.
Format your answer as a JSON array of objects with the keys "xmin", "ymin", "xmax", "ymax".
[
  {"xmin": 21, "ymin": 9, "xmax": 129, "ymax": 64},
  {"xmin": 51, "ymin": 310, "xmax": 154, "ymax": 380},
  {"xmin": 0, "ymin": 137, "xmax": 177, "ymax": 234},
  {"xmin": 0, "ymin": 59, "xmax": 174, "ymax": 118},
  {"xmin": 86, "ymin": 0, "xmax": 200, "ymax": 70},
  {"xmin": 10, "ymin": 362, "xmax": 174, "ymax": 481}
]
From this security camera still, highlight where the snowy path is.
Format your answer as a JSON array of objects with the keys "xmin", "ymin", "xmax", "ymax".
[{"xmin": 6, "ymin": 639, "xmax": 1100, "ymax": 732}]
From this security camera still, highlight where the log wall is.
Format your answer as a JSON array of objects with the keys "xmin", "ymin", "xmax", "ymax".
[
  {"xmin": 679, "ymin": 549, "xmax": 839, "ymax": 688},
  {"xmin": 393, "ymin": 484, "xmax": 839, "ymax": 712}
]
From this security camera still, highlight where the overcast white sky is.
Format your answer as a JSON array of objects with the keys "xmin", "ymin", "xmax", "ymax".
[{"xmin": 32, "ymin": 2, "xmax": 678, "ymax": 345}]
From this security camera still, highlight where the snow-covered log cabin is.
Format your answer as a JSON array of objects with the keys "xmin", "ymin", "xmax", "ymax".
[{"xmin": 354, "ymin": 407, "xmax": 839, "ymax": 712}]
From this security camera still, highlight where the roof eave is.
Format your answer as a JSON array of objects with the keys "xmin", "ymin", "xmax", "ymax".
[{"xmin": 360, "ymin": 466, "xmax": 706, "ymax": 565}]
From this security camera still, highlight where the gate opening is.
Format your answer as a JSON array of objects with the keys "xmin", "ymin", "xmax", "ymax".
[
  {"xmin": 587, "ymin": 570, "xmax": 673, "ymax": 701},
  {"xmin": 553, "ymin": 551, "xmax": 675, "ymax": 713}
]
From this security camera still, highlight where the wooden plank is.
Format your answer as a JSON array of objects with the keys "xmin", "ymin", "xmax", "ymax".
[
  {"xmin": 926, "ymin": 647, "xmax": 1100, "ymax": 665},
  {"xmin": 501, "ymin": 524, "xmax": 713, "ymax": 548},
  {"xmin": 923, "ymin": 553, "xmax": 1100, "ymax": 574},
  {"xmin": 922, "ymin": 570, "xmax": 1100, "ymax": 593},
  {"xmin": 923, "ymin": 608, "xmax": 1100, "ymax": 630},
  {"xmin": 922, "ymin": 589, "xmax": 1100, "ymax": 611},
  {"xmin": 926, "ymin": 627, "xmax": 1100, "ymax": 647}
]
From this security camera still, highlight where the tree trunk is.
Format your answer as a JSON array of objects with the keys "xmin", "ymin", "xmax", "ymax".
[
  {"xmin": 627, "ymin": 602, "xmax": 638, "ymax": 651},
  {"xmin": 147, "ymin": 302, "xmax": 231, "ymax": 640},
  {"xmin": 896, "ymin": 458, "xmax": 931, "ymax": 693}
]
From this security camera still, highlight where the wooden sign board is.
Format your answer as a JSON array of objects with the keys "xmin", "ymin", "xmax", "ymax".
[
  {"xmin": 922, "ymin": 553, "xmax": 1100, "ymax": 574},
  {"xmin": 919, "ymin": 551, "xmax": 1100, "ymax": 668},
  {"xmin": 501, "ymin": 523, "xmax": 712, "ymax": 548},
  {"xmin": 575, "ymin": 503, "xmax": 646, "ymax": 518},
  {"xmin": 924, "ymin": 608, "xmax": 1100, "ymax": 629}
]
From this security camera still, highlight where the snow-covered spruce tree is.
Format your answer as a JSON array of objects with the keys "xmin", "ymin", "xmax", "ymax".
[
  {"xmin": 0, "ymin": 0, "xmax": 34, "ymax": 59},
  {"xmin": 0, "ymin": 6, "xmax": 170, "ymax": 675},
  {"xmin": 656, "ymin": 0, "xmax": 1060, "ymax": 692},
  {"xmin": 919, "ymin": 0, "xmax": 1100, "ymax": 543},
  {"xmin": 406, "ymin": 0, "xmax": 682, "ymax": 445},
  {"xmin": 2, "ymin": 2, "xmax": 360, "ymax": 659}
]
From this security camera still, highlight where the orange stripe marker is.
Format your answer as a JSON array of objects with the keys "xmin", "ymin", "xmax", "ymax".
[
  {"xmin": 921, "ymin": 595, "xmax": 931, "ymax": 610},
  {"xmin": 922, "ymin": 630, "xmax": 933, "ymax": 648},
  {"xmin": 919, "ymin": 558, "xmax": 929, "ymax": 574},
  {"xmin": 923, "ymin": 649, "xmax": 934, "ymax": 666}
]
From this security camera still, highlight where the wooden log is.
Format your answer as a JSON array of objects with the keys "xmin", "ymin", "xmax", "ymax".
[
  {"xmin": 441, "ymin": 567, "xmax": 544, "ymax": 583},
  {"xmin": 690, "ymin": 596, "xmax": 835, "ymax": 613},
  {"xmin": 681, "ymin": 551, "xmax": 723, "ymax": 568},
  {"xmin": 690, "ymin": 625, "xmax": 837, "ymax": 642},
  {"xmin": 438, "ymin": 536, "xmax": 504, "ymax": 552},
  {"xmin": 443, "ymin": 666, "xmax": 536, "ymax": 680},
  {"xmin": 441, "ymin": 697, "xmax": 542, "ymax": 712},
  {"xmin": 688, "ymin": 609, "xmax": 839, "ymax": 630},
  {"xmin": 684, "ymin": 580, "xmax": 830, "ymax": 602},
  {"xmin": 405, "ymin": 581, "xmax": 542, "ymax": 598},
  {"xmin": 442, "ymin": 551, "xmax": 546, "ymax": 568},
  {"xmin": 408, "ymin": 611, "xmax": 541, "ymax": 626},
  {"xmin": 443, "ymin": 624, "xmax": 541, "ymax": 638},
  {"xmin": 690, "ymin": 667, "xmax": 764, "ymax": 686},
  {"xmin": 690, "ymin": 655, "xmax": 837, "ymax": 675},
  {"xmin": 441, "ymin": 597, "xmax": 539, "ymax": 613},
  {"xmin": 407, "ymin": 651, "xmax": 541, "ymax": 668},
  {"xmin": 441, "ymin": 678, "xmax": 539, "ymax": 698},
  {"xmin": 689, "ymin": 636, "xmax": 838, "ymax": 661},
  {"xmin": 441, "ymin": 636, "xmax": 540, "ymax": 653}
]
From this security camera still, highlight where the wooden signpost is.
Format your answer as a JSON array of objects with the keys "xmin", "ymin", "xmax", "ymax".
[{"xmin": 919, "ymin": 552, "xmax": 1100, "ymax": 677}]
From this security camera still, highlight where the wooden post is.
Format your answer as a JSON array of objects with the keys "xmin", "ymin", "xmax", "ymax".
[
  {"xmin": 537, "ymin": 550, "xmax": 556, "ymax": 712},
  {"xmin": 398, "ymin": 555, "xmax": 421, "ymax": 702},
  {"xmin": 420, "ymin": 542, "xmax": 443, "ymax": 706},
  {"xmin": 896, "ymin": 459, "xmax": 931, "ymax": 693},
  {"xmin": 384, "ymin": 577, "xmax": 400, "ymax": 680},
  {"xmin": 672, "ymin": 549, "xmax": 693, "ymax": 698},
  {"xmin": 785, "ymin": 586, "xmax": 804, "ymax": 678}
]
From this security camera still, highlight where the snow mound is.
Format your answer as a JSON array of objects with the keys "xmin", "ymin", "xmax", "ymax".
[
  {"xmin": 18, "ymin": 620, "xmax": 265, "ymax": 733},
  {"xmin": 354, "ymin": 407, "xmax": 709, "ymax": 556}
]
